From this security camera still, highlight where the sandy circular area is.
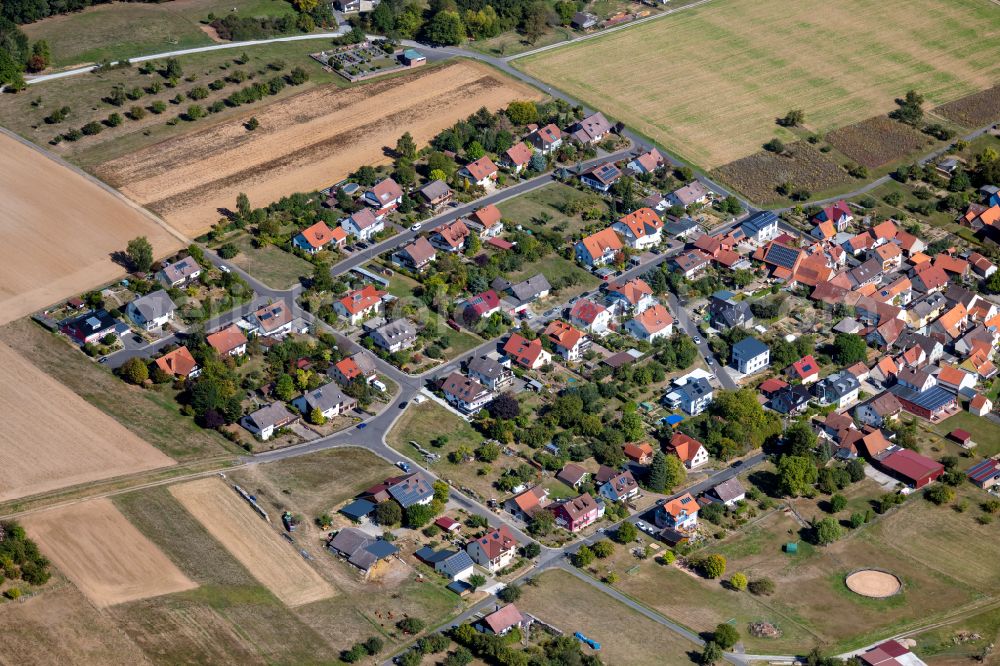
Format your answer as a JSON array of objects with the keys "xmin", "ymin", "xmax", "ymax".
[{"xmin": 845, "ymin": 570, "xmax": 902, "ymax": 598}]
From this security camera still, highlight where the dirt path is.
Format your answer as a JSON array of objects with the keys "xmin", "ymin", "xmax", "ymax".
[{"xmin": 97, "ymin": 61, "xmax": 543, "ymax": 236}]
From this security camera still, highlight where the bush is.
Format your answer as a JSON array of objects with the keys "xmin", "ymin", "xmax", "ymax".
[
  {"xmin": 924, "ymin": 484, "xmax": 954, "ymax": 505},
  {"xmin": 185, "ymin": 104, "xmax": 206, "ymax": 120},
  {"xmin": 127, "ymin": 105, "xmax": 146, "ymax": 120},
  {"xmin": 150, "ymin": 101, "xmax": 167, "ymax": 114},
  {"xmin": 714, "ymin": 623, "xmax": 740, "ymax": 649},
  {"xmin": 592, "ymin": 540, "xmax": 614, "ymax": 558},
  {"xmin": 729, "ymin": 572, "xmax": 748, "ymax": 591},
  {"xmin": 614, "ymin": 521, "xmax": 637, "ymax": 543},
  {"xmin": 106, "ymin": 112, "xmax": 123, "ymax": 127},
  {"xmin": 497, "ymin": 584, "xmax": 521, "ymax": 603},
  {"xmin": 763, "ymin": 138, "xmax": 785, "ymax": 153},
  {"xmin": 118, "ymin": 357, "xmax": 149, "ymax": 385},
  {"xmin": 697, "ymin": 554, "xmax": 727, "ymax": 579},
  {"xmin": 81, "ymin": 121, "xmax": 103, "ymax": 135},
  {"xmin": 397, "ymin": 617, "xmax": 426, "ymax": 634},
  {"xmin": 363, "ymin": 636, "xmax": 384, "ymax": 655},
  {"xmin": 748, "ymin": 577, "xmax": 775, "ymax": 596}
]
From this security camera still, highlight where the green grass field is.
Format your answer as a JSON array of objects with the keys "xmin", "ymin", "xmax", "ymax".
[
  {"xmin": 516, "ymin": 0, "xmax": 1000, "ymax": 170},
  {"xmin": 23, "ymin": 0, "xmax": 299, "ymax": 68},
  {"xmin": 227, "ymin": 233, "xmax": 314, "ymax": 290},
  {"xmin": 497, "ymin": 182, "xmax": 609, "ymax": 240}
]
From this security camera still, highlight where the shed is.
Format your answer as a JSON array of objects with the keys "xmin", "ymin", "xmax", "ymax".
[
  {"xmin": 784, "ymin": 542, "xmax": 798, "ymax": 554},
  {"xmin": 401, "ymin": 49, "xmax": 426, "ymax": 66},
  {"xmin": 948, "ymin": 429, "xmax": 972, "ymax": 446},
  {"xmin": 340, "ymin": 498, "xmax": 376, "ymax": 521}
]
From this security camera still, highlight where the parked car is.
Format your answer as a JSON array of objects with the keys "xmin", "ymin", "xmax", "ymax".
[
  {"xmin": 356, "ymin": 423, "xmax": 368, "ymax": 430},
  {"xmin": 371, "ymin": 379, "xmax": 387, "ymax": 392},
  {"xmin": 398, "ymin": 400, "xmax": 408, "ymax": 409},
  {"xmin": 98, "ymin": 356, "xmax": 109, "ymax": 363},
  {"xmin": 397, "ymin": 461, "xmax": 411, "ymax": 472},
  {"xmin": 219, "ymin": 265, "xmax": 231, "ymax": 274},
  {"xmin": 693, "ymin": 335, "xmax": 702, "ymax": 344},
  {"xmin": 411, "ymin": 223, "xmax": 422, "ymax": 231}
]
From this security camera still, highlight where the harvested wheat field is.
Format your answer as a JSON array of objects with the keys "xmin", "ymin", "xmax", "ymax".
[
  {"xmin": 23, "ymin": 498, "xmax": 196, "ymax": 607},
  {"xmin": 0, "ymin": 132, "xmax": 184, "ymax": 325},
  {"xmin": 170, "ymin": 478, "xmax": 334, "ymax": 606},
  {"xmin": 518, "ymin": 0, "xmax": 1000, "ymax": 169},
  {"xmin": 0, "ymin": 343, "xmax": 175, "ymax": 503},
  {"xmin": 98, "ymin": 61, "xmax": 542, "ymax": 236}
]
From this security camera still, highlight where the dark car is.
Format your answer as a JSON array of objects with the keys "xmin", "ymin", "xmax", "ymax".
[
  {"xmin": 731, "ymin": 460, "xmax": 744, "ymax": 467},
  {"xmin": 356, "ymin": 423, "xmax": 368, "ymax": 430},
  {"xmin": 398, "ymin": 401, "xmax": 408, "ymax": 409}
]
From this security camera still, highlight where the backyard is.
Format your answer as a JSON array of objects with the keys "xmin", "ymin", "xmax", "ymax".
[{"xmin": 497, "ymin": 182, "xmax": 609, "ymax": 239}]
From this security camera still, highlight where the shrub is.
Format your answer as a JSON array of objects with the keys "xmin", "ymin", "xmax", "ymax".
[
  {"xmin": 127, "ymin": 105, "xmax": 146, "ymax": 120},
  {"xmin": 924, "ymin": 484, "xmax": 954, "ymax": 505},
  {"xmin": 150, "ymin": 101, "xmax": 167, "ymax": 114},
  {"xmin": 362, "ymin": 636, "xmax": 384, "ymax": 654},
  {"xmin": 748, "ymin": 577, "xmax": 775, "ymax": 596},
  {"xmin": 81, "ymin": 121, "xmax": 103, "ymax": 135},
  {"xmin": 185, "ymin": 105, "xmax": 206, "ymax": 120},
  {"xmin": 697, "ymin": 554, "xmax": 726, "ymax": 579},
  {"xmin": 118, "ymin": 357, "xmax": 149, "ymax": 384},
  {"xmin": 763, "ymin": 138, "xmax": 785, "ymax": 153},
  {"xmin": 397, "ymin": 617, "xmax": 425, "ymax": 634},
  {"xmin": 729, "ymin": 572, "xmax": 748, "ymax": 591},
  {"xmin": 592, "ymin": 540, "xmax": 614, "ymax": 558},
  {"xmin": 106, "ymin": 112, "xmax": 123, "ymax": 127},
  {"xmin": 714, "ymin": 623, "xmax": 740, "ymax": 649}
]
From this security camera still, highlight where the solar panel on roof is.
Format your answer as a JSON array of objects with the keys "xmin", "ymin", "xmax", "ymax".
[{"xmin": 766, "ymin": 244, "xmax": 801, "ymax": 269}]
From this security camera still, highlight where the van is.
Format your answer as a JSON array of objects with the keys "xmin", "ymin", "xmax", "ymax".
[{"xmin": 371, "ymin": 379, "xmax": 387, "ymax": 392}]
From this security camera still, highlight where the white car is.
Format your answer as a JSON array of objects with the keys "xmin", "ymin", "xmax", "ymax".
[
  {"xmin": 219, "ymin": 265, "xmax": 231, "ymax": 274},
  {"xmin": 411, "ymin": 223, "xmax": 422, "ymax": 231},
  {"xmin": 371, "ymin": 379, "xmax": 387, "ymax": 392}
]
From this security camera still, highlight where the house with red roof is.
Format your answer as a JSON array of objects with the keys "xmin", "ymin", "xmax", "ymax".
[
  {"xmin": 654, "ymin": 492, "xmax": 698, "ymax": 532},
  {"xmin": 969, "ymin": 393, "xmax": 992, "ymax": 417},
  {"xmin": 467, "ymin": 204, "xmax": 504, "ymax": 238},
  {"xmin": 342, "ymin": 207, "xmax": 384, "ymax": 241},
  {"xmin": 624, "ymin": 442, "xmax": 654, "ymax": 464},
  {"xmin": 334, "ymin": 285, "xmax": 385, "ymax": 325},
  {"xmin": 625, "ymin": 303, "xmax": 674, "ymax": 343},
  {"xmin": 463, "ymin": 289, "xmax": 501, "ymax": 324},
  {"xmin": 627, "ymin": 148, "xmax": 665, "ymax": 175},
  {"xmin": 207, "ymin": 324, "xmax": 248, "ymax": 357},
  {"xmin": 466, "ymin": 525, "xmax": 518, "ymax": 572},
  {"xmin": 543, "ymin": 320, "xmax": 588, "ymax": 361},
  {"xmin": 612, "ymin": 207, "xmax": 663, "ymax": 250},
  {"xmin": 789, "ymin": 355, "xmax": 820, "ymax": 384},
  {"xmin": 293, "ymin": 221, "xmax": 338, "ymax": 254},
  {"xmin": 155, "ymin": 346, "xmax": 200, "ymax": 378},
  {"xmin": 429, "ymin": 219, "xmax": 470, "ymax": 253},
  {"xmin": 526, "ymin": 123, "xmax": 563, "ymax": 154},
  {"xmin": 667, "ymin": 432, "xmax": 709, "ymax": 469},
  {"xmin": 500, "ymin": 141, "xmax": 533, "ymax": 172},
  {"xmin": 569, "ymin": 298, "xmax": 612, "ymax": 334},
  {"xmin": 575, "ymin": 227, "xmax": 623, "ymax": 267},
  {"xmin": 459, "ymin": 156, "xmax": 499, "ymax": 188},
  {"xmin": 607, "ymin": 277, "xmax": 655, "ymax": 314},
  {"xmin": 363, "ymin": 178, "xmax": 403, "ymax": 218},
  {"xmin": 503, "ymin": 333, "xmax": 551, "ymax": 370},
  {"xmin": 480, "ymin": 604, "xmax": 529, "ymax": 636},
  {"xmin": 812, "ymin": 200, "xmax": 853, "ymax": 232}
]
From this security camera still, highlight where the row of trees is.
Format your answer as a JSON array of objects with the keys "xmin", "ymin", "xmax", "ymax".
[
  {"xmin": 0, "ymin": 18, "xmax": 49, "ymax": 87},
  {"xmin": 361, "ymin": 0, "xmax": 559, "ymax": 46}
]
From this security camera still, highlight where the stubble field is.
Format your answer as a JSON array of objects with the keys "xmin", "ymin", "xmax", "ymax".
[
  {"xmin": 517, "ymin": 0, "xmax": 1000, "ymax": 169},
  {"xmin": 0, "ymin": 342, "xmax": 175, "ymax": 503},
  {"xmin": 0, "ymin": 133, "xmax": 183, "ymax": 326},
  {"xmin": 169, "ymin": 477, "xmax": 335, "ymax": 607},
  {"xmin": 96, "ymin": 60, "xmax": 543, "ymax": 236},
  {"xmin": 22, "ymin": 499, "xmax": 197, "ymax": 607}
]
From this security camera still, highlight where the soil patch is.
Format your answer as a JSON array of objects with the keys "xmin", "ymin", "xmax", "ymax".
[
  {"xmin": 170, "ymin": 477, "xmax": 335, "ymax": 607},
  {"xmin": 0, "ymin": 342, "xmax": 175, "ymax": 503},
  {"xmin": 935, "ymin": 84, "xmax": 1000, "ymax": 128},
  {"xmin": 97, "ymin": 61, "xmax": 542, "ymax": 236},
  {"xmin": 845, "ymin": 569, "xmax": 903, "ymax": 598},
  {"xmin": 23, "ymin": 498, "xmax": 196, "ymax": 607},
  {"xmin": 825, "ymin": 116, "xmax": 933, "ymax": 168},
  {"xmin": 0, "ymin": 132, "xmax": 184, "ymax": 325},
  {"xmin": 711, "ymin": 142, "xmax": 850, "ymax": 204}
]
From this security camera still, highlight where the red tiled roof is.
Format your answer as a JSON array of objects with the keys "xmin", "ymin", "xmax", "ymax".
[
  {"xmin": 155, "ymin": 346, "xmax": 198, "ymax": 377},
  {"xmin": 207, "ymin": 325, "xmax": 248, "ymax": 355},
  {"xmin": 463, "ymin": 156, "xmax": 498, "ymax": 181},
  {"xmin": 298, "ymin": 221, "xmax": 335, "ymax": 249},
  {"xmin": 338, "ymin": 285, "xmax": 385, "ymax": 316}
]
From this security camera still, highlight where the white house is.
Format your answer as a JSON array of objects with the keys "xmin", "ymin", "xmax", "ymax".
[
  {"xmin": 731, "ymin": 337, "xmax": 770, "ymax": 374},
  {"xmin": 575, "ymin": 228, "xmax": 623, "ymax": 267},
  {"xmin": 363, "ymin": 178, "xmax": 403, "ymax": 217},
  {"xmin": 241, "ymin": 402, "xmax": 297, "ymax": 441},
  {"xmin": 341, "ymin": 208, "xmax": 384, "ymax": 242},
  {"xmin": 157, "ymin": 257, "xmax": 201, "ymax": 287},
  {"xmin": 611, "ymin": 207, "xmax": 663, "ymax": 250},
  {"xmin": 569, "ymin": 298, "xmax": 613, "ymax": 335},
  {"xmin": 625, "ymin": 304, "xmax": 674, "ymax": 343},
  {"xmin": 126, "ymin": 290, "xmax": 176, "ymax": 332},
  {"xmin": 297, "ymin": 383, "xmax": 356, "ymax": 420},
  {"xmin": 440, "ymin": 372, "xmax": 493, "ymax": 414},
  {"xmin": 459, "ymin": 156, "xmax": 499, "ymax": 188},
  {"xmin": 466, "ymin": 525, "xmax": 518, "ymax": 572}
]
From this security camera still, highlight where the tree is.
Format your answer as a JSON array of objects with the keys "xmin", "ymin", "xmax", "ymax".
[
  {"xmin": 375, "ymin": 501, "xmax": 402, "ymax": 526},
  {"xmin": 476, "ymin": 442, "xmax": 500, "ymax": 462},
  {"xmin": 529, "ymin": 510, "xmax": 555, "ymax": 536},
  {"xmin": 777, "ymin": 456, "xmax": 818, "ymax": 497},
  {"xmin": 363, "ymin": 636, "xmax": 384, "ymax": 655},
  {"xmin": 126, "ymin": 236, "xmax": 154, "ymax": 272},
  {"xmin": 924, "ymin": 484, "xmax": 954, "ymax": 505},
  {"xmin": 274, "ymin": 374, "xmax": 295, "ymax": 401},
  {"xmin": 785, "ymin": 420, "xmax": 817, "ymax": 456},
  {"xmin": 118, "ymin": 357, "xmax": 149, "ymax": 384},
  {"xmin": 521, "ymin": 1, "xmax": 550, "ymax": 44},
  {"xmin": 397, "ymin": 617, "xmax": 426, "ymax": 634},
  {"xmin": 498, "ymin": 584, "xmax": 521, "ymax": 603},
  {"xmin": 572, "ymin": 546, "xmax": 595, "ymax": 568},
  {"xmin": 27, "ymin": 39, "xmax": 49, "ymax": 72},
  {"xmin": 829, "ymin": 494, "xmax": 847, "ymax": 513},
  {"xmin": 647, "ymin": 451, "xmax": 668, "ymax": 493},
  {"xmin": 246, "ymin": 116, "xmax": 259, "ymax": 131},
  {"xmin": 308, "ymin": 407, "xmax": 326, "ymax": 425},
  {"xmin": 433, "ymin": 480, "xmax": 449, "ymax": 503},
  {"xmin": 488, "ymin": 393, "xmax": 520, "ymax": 419},
  {"xmin": 468, "ymin": 573, "xmax": 487, "ymax": 590},
  {"xmin": 371, "ymin": 1, "xmax": 395, "ymax": 33},
  {"xmin": 779, "ymin": 109, "xmax": 805, "ymax": 127},
  {"xmin": 426, "ymin": 10, "xmax": 464, "ymax": 46},
  {"xmin": 529, "ymin": 151, "xmax": 547, "ymax": 172},
  {"xmin": 396, "ymin": 132, "xmax": 417, "ymax": 159},
  {"xmin": 465, "ymin": 141, "xmax": 485, "ymax": 161},
  {"xmin": 664, "ymin": 454, "xmax": 687, "ymax": 492},
  {"xmin": 719, "ymin": 195, "xmax": 742, "ymax": 215},
  {"xmin": 615, "ymin": 521, "xmax": 637, "ymax": 544},
  {"xmin": 890, "ymin": 90, "xmax": 924, "ymax": 126},
  {"xmin": 730, "ymin": 572, "xmax": 748, "ymax": 591},
  {"xmin": 764, "ymin": 138, "xmax": 785, "ymax": 153},
  {"xmin": 164, "ymin": 57, "xmax": 183, "ymax": 79},
  {"xmin": 405, "ymin": 503, "xmax": 437, "ymax": 528},
  {"xmin": 813, "ymin": 517, "xmax": 842, "ymax": 545},
  {"xmin": 592, "ymin": 540, "xmax": 614, "ymax": 558},
  {"xmin": 714, "ymin": 623, "xmax": 740, "ymax": 650},
  {"xmin": 506, "ymin": 100, "xmax": 538, "ymax": 126},
  {"xmin": 522, "ymin": 542, "xmax": 541, "ymax": 558},
  {"xmin": 832, "ymin": 333, "xmax": 868, "ymax": 365},
  {"xmin": 236, "ymin": 192, "xmax": 252, "ymax": 220},
  {"xmin": 700, "ymin": 554, "xmax": 727, "ymax": 579},
  {"xmin": 700, "ymin": 641, "xmax": 723, "ymax": 665}
]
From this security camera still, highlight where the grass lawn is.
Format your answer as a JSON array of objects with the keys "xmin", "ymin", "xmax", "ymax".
[
  {"xmin": 469, "ymin": 25, "xmax": 575, "ymax": 58},
  {"xmin": 0, "ymin": 318, "xmax": 234, "ymax": 462},
  {"xmin": 226, "ymin": 233, "xmax": 313, "ymax": 290},
  {"xmin": 384, "ymin": 270, "xmax": 422, "ymax": 300},
  {"xmin": 23, "ymin": 0, "xmax": 299, "ymax": 68},
  {"xmin": 516, "ymin": 0, "xmax": 1000, "ymax": 170},
  {"xmin": 518, "ymin": 569, "xmax": 699, "ymax": 666},
  {"xmin": 932, "ymin": 411, "xmax": 1000, "ymax": 459},
  {"xmin": 425, "ymin": 311, "xmax": 484, "ymax": 359},
  {"xmin": 509, "ymin": 255, "xmax": 600, "ymax": 303},
  {"xmin": 913, "ymin": 601, "xmax": 1000, "ymax": 663},
  {"xmin": 497, "ymin": 182, "xmax": 608, "ymax": 240}
]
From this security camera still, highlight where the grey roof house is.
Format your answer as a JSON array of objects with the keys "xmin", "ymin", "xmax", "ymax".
[
  {"xmin": 126, "ymin": 290, "xmax": 177, "ymax": 331},
  {"xmin": 241, "ymin": 402, "xmax": 297, "ymax": 441},
  {"xmin": 296, "ymin": 383, "xmax": 356, "ymax": 418},
  {"xmin": 327, "ymin": 528, "xmax": 399, "ymax": 575},
  {"xmin": 387, "ymin": 473, "xmax": 434, "ymax": 508},
  {"xmin": 731, "ymin": 337, "xmax": 770, "ymax": 375},
  {"xmin": 369, "ymin": 318, "xmax": 417, "ymax": 352}
]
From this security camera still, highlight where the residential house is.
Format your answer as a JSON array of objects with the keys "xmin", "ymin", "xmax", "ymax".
[
  {"xmin": 663, "ymin": 216, "xmax": 699, "ymax": 239},
  {"xmin": 607, "ymin": 278, "xmax": 655, "ymax": 314},
  {"xmin": 732, "ymin": 337, "xmax": 770, "ymax": 375},
  {"xmin": 911, "ymin": 264, "xmax": 949, "ymax": 294},
  {"xmin": 612, "ymin": 207, "xmax": 663, "ymax": 250},
  {"xmin": 505, "ymin": 486, "xmax": 550, "ymax": 521},
  {"xmin": 968, "ymin": 251, "xmax": 997, "ymax": 278},
  {"xmin": 754, "ymin": 241, "xmax": 804, "ymax": 280},
  {"xmin": 625, "ymin": 303, "xmax": 674, "ymax": 342},
  {"xmin": 580, "ymin": 161, "xmax": 622, "ymax": 192},
  {"xmin": 811, "ymin": 200, "xmax": 853, "ymax": 232},
  {"xmin": 467, "ymin": 355, "xmax": 514, "ymax": 391},
  {"xmin": 654, "ymin": 493, "xmax": 698, "ymax": 531},
  {"xmin": 157, "ymin": 257, "xmax": 202, "ymax": 287},
  {"xmin": 575, "ymin": 227, "xmax": 623, "ymax": 267},
  {"xmin": 480, "ymin": 605, "xmax": 529, "ymax": 636},
  {"xmin": 466, "ymin": 525, "xmax": 518, "ymax": 572},
  {"xmin": 363, "ymin": 178, "xmax": 403, "ymax": 217},
  {"xmin": 789, "ymin": 355, "xmax": 820, "ymax": 384},
  {"xmin": 665, "ymin": 376, "xmax": 714, "ymax": 415},
  {"xmin": 556, "ymin": 463, "xmax": 590, "ymax": 488},
  {"xmin": 248, "ymin": 300, "xmax": 295, "ymax": 338},
  {"xmin": 967, "ymin": 458, "xmax": 1000, "ymax": 489},
  {"xmin": 155, "ymin": 346, "xmax": 200, "ymax": 379},
  {"xmin": 503, "ymin": 333, "xmax": 551, "ymax": 370},
  {"xmin": 368, "ymin": 318, "xmax": 417, "ymax": 352},
  {"xmin": 293, "ymin": 221, "xmax": 337, "ymax": 254},
  {"xmin": 628, "ymin": 148, "xmax": 665, "ymax": 175},
  {"xmin": 670, "ymin": 250, "xmax": 711, "ymax": 279},
  {"xmin": 739, "ymin": 210, "xmax": 780, "ymax": 246},
  {"xmin": 386, "ymin": 473, "xmax": 434, "ymax": 508},
  {"xmin": 431, "ymin": 550, "xmax": 475, "ymax": 581},
  {"xmin": 526, "ymin": 123, "xmax": 562, "ymax": 154},
  {"xmin": 813, "ymin": 371, "xmax": 861, "ymax": 409},
  {"xmin": 241, "ymin": 402, "xmax": 297, "ymax": 441},
  {"xmin": 342, "ymin": 208, "xmax": 384, "ymax": 241},
  {"xmin": 427, "ymin": 219, "xmax": 469, "ymax": 254},
  {"xmin": 707, "ymin": 478, "xmax": 746, "ymax": 507},
  {"xmin": 331, "ymin": 356, "xmax": 367, "ymax": 386},
  {"xmin": 624, "ymin": 442, "xmax": 655, "ymax": 465},
  {"xmin": 397, "ymin": 236, "xmax": 437, "ymax": 272},
  {"xmin": 467, "ymin": 204, "xmax": 504, "ymax": 238},
  {"xmin": 507, "ymin": 274, "xmax": 552, "ymax": 305},
  {"xmin": 893, "ymin": 230, "xmax": 925, "ymax": 256},
  {"xmin": 759, "ymin": 378, "xmax": 789, "ymax": 399},
  {"xmin": 327, "ymin": 528, "xmax": 399, "ymax": 576},
  {"xmin": 568, "ymin": 112, "xmax": 612, "ymax": 144},
  {"xmin": 334, "ymin": 285, "xmax": 385, "ymax": 325},
  {"xmin": 551, "ymin": 493, "xmax": 603, "ymax": 532},
  {"xmin": 667, "ymin": 432, "xmax": 709, "ymax": 469},
  {"xmin": 569, "ymin": 298, "xmax": 613, "ymax": 334},
  {"xmin": 848, "ymin": 257, "xmax": 883, "ymax": 289},
  {"xmin": 666, "ymin": 181, "xmax": 710, "ymax": 208},
  {"xmin": 600, "ymin": 470, "xmax": 639, "ymax": 503},
  {"xmin": 440, "ymin": 372, "xmax": 493, "ymax": 414},
  {"xmin": 969, "ymin": 394, "xmax": 993, "ymax": 417},
  {"xmin": 298, "ymin": 383, "xmax": 356, "ymax": 419},
  {"xmin": 544, "ymin": 320, "xmax": 588, "ymax": 361},
  {"xmin": 854, "ymin": 392, "xmax": 903, "ymax": 428},
  {"xmin": 936, "ymin": 364, "xmax": 976, "ymax": 394},
  {"xmin": 570, "ymin": 10, "xmax": 597, "ymax": 29},
  {"xmin": 459, "ymin": 156, "xmax": 499, "ymax": 188},
  {"xmin": 888, "ymin": 383, "xmax": 957, "ymax": 421},
  {"xmin": 207, "ymin": 324, "xmax": 248, "ymax": 357},
  {"xmin": 709, "ymin": 291, "xmax": 753, "ymax": 330},
  {"xmin": 897, "ymin": 366, "xmax": 938, "ymax": 392},
  {"xmin": 127, "ymin": 290, "xmax": 176, "ymax": 331},
  {"xmin": 463, "ymin": 289, "xmax": 501, "ymax": 324},
  {"xmin": 500, "ymin": 142, "xmax": 533, "ymax": 172},
  {"xmin": 769, "ymin": 384, "xmax": 813, "ymax": 415},
  {"xmin": 418, "ymin": 180, "xmax": 452, "ymax": 209},
  {"xmin": 871, "ymin": 242, "xmax": 903, "ymax": 271}
]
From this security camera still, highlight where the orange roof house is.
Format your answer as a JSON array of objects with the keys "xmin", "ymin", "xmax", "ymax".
[
  {"xmin": 576, "ymin": 227, "xmax": 623, "ymax": 266},
  {"xmin": 503, "ymin": 333, "xmax": 550, "ymax": 369},
  {"xmin": 502, "ymin": 142, "xmax": 533, "ymax": 169},
  {"xmin": 624, "ymin": 442, "xmax": 655, "ymax": 464},
  {"xmin": 207, "ymin": 324, "xmax": 248, "ymax": 357},
  {"xmin": 935, "ymin": 303, "xmax": 968, "ymax": 339},
  {"xmin": 667, "ymin": 432, "xmax": 709, "ymax": 469},
  {"xmin": 294, "ymin": 221, "xmax": 336, "ymax": 252},
  {"xmin": 934, "ymin": 254, "xmax": 969, "ymax": 276},
  {"xmin": 543, "ymin": 320, "xmax": 585, "ymax": 359},
  {"xmin": 870, "ymin": 220, "xmax": 898, "ymax": 243},
  {"xmin": 155, "ymin": 346, "xmax": 199, "ymax": 377},
  {"xmin": 461, "ymin": 156, "xmax": 499, "ymax": 184},
  {"xmin": 335, "ymin": 285, "xmax": 385, "ymax": 323}
]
